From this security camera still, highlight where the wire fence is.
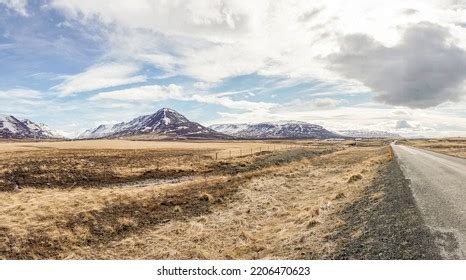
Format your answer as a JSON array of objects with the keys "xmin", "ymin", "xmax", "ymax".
[{"xmin": 210, "ymin": 144, "xmax": 306, "ymax": 160}]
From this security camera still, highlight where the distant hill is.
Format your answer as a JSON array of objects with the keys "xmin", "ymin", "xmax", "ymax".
[
  {"xmin": 337, "ymin": 130, "xmax": 401, "ymax": 139},
  {"xmin": 0, "ymin": 114, "xmax": 63, "ymax": 139},
  {"xmin": 209, "ymin": 121, "xmax": 342, "ymax": 139},
  {"xmin": 79, "ymin": 108, "xmax": 229, "ymax": 139}
]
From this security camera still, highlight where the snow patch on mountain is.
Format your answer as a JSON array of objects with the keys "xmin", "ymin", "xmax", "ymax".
[
  {"xmin": 79, "ymin": 108, "xmax": 228, "ymax": 139},
  {"xmin": 0, "ymin": 114, "xmax": 63, "ymax": 139},
  {"xmin": 337, "ymin": 130, "xmax": 402, "ymax": 139},
  {"xmin": 210, "ymin": 121, "xmax": 342, "ymax": 139}
]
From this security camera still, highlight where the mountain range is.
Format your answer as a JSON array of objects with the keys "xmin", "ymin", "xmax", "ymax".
[
  {"xmin": 337, "ymin": 130, "xmax": 401, "ymax": 139},
  {"xmin": 209, "ymin": 121, "xmax": 341, "ymax": 139},
  {"xmin": 0, "ymin": 114, "xmax": 63, "ymax": 139},
  {"xmin": 1, "ymin": 108, "xmax": 403, "ymax": 140},
  {"xmin": 78, "ymin": 108, "xmax": 228, "ymax": 139}
]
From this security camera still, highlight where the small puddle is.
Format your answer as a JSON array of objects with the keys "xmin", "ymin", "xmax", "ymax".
[{"xmin": 114, "ymin": 175, "xmax": 196, "ymax": 188}]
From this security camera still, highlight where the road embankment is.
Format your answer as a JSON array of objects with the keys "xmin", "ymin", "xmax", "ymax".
[{"xmin": 326, "ymin": 156, "xmax": 441, "ymax": 259}]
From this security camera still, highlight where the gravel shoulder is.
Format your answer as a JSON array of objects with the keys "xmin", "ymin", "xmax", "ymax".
[{"xmin": 326, "ymin": 159, "xmax": 441, "ymax": 259}]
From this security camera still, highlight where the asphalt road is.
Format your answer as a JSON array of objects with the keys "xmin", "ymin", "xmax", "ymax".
[{"xmin": 392, "ymin": 144, "xmax": 466, "ymax": 259}]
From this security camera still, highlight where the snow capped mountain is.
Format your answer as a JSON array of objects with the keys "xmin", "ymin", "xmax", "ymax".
[
  {"xmin": 337, "ymin": 130, "xmax": 401, "ymax": 139},
  {"xmin": 210, "ymin": 121, "xmax": 342, "ymax": 139},
  {"xmin": 79, "ymin": 108, "xmax": 229, "ymax": 139},
  {"xmin": 22, "ymin": 119, "xmax": 64, "ymax": 138},
  {"xmin": 78, "ymin": 124, "xmax": 114, "ymax": 139},
  {"xmin": 208, "ymin": 123, "xmax": 251, "ymax": 136},
  {"xmin": 0, "ymin": 114, "xmax": 63, "ymax": 139}
]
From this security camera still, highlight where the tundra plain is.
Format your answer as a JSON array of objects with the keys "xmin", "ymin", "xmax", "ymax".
[
  {"xmin": 399, "ymin": 138, "xmax": 466, "ymax": 159},
  {"xmin": 0, "ymin": 139, "xmax": 437, "ymax": 259}
]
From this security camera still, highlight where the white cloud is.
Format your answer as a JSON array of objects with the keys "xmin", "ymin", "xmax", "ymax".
[
  {"xmin": 395, "ymin": 120, "xmax": 413, "ymax": 129},
  {"xmin": 0, "ymin": 0, "xmax": 28, "ymax": 16},
  {"xmin": 193, "ymin": 81, "xmax": 215, "ymax": 90},
  {"xmin": 0, "ymin": 88, "xmax": 65, "ymax": 126},
  {"xmin": 89, "ymin": 84, "xmax": 183, "ymax": 101},
  {"xmin": 0, "ymin": 88, "xmax": 43, "ymax": 99},
  {"xmin": 52, "ymin": 63, "xmax": 146, "ymax": 95},
  {"xmin": 48, "ymin": 1, "xmax": 466, "ymax": 92},
  {"xmin": 190, "ymin": 94, "xmax": 275, "ymax": 111},
  {"xmin": 50, "ymin": 0, "xmax": 253, "ymax": 40},
  {"xmin": 88, "ymin": 83, "xmax": 275, "ymax": 112},
  {"xmin": 278, "ymin": 97, "xmax": 347, "ymax": 111},
  {"xmin": 312, "ymin": 98, "xmax": 345, "ymax": 108}
]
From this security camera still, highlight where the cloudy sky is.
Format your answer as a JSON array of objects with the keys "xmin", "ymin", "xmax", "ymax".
[{"xmin": 1, "ymin": 0, "xmax": 466, "ymax": 137}]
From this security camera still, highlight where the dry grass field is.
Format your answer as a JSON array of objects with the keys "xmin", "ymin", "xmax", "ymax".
[
  {"xmin": 400, "ymin": 138, "xmax": 466, "ymax": 159},
  {"xmin": 0, "ymin": 140, "xmax": 300, "ymax": 191},
  {"xmin": 0, "ymin": 139, "xmax": 394, "ymax": 259}
]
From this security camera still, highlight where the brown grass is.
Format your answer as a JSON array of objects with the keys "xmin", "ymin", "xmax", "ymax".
[
  {"xmin": 0, "ymin": 139, "xmax": 298, "ymax": 153},
  {"xmin": 0, "ymin": 140, "xmax": 328, "ymax": 191},
  {"xmin": 400, "ymin": 138, "xmax": 466, "ymax": 159},
  {"xmin": 0, "ymin": 139, "xmax": 390, "ymax": 259}
]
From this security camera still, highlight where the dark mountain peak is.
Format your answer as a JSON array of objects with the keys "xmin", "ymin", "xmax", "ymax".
[
  {"xmin": 79, "ymin": 108, "xmax": 229, "ymax": 139},
  {"xmin": 149, "ymin": 107, "xmax": 189, "ymax": 125},
  {"xmin": 159, "ymin": 107, "xmax": 177, "ymax": 113}
]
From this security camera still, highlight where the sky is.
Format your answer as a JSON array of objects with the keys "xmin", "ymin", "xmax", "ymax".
[{"xmin": 0, "ymin": 0, "xmax": 465, "ymax": 138}]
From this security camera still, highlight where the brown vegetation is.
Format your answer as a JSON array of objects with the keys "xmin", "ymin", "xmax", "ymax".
[
  {"xmin": 0, "ymin": 140, "xmax": 321, "ymax": 191},
  {"xmin": 0, "ymin": 139, "xmax": 392, "ymax": 259},
  {"xmin": 400, "ymin": 138, "xmax": 466, "ymax": 159}
]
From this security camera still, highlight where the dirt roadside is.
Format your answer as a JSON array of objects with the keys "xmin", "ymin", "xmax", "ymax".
[{"xmin": 325, "ymin": 159, "xmax": 441, "ymax": 259}]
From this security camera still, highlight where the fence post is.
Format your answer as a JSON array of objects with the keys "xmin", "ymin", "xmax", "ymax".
[
  {"xmin": 130, "ymin": 153, "xmax": 133, "ymax": 174},
  {"xmin": 215, "ymin": 153, "xmax": 218, "ymax": 160}
]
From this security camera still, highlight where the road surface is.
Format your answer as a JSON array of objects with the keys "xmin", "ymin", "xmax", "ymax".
[{"xmin": 392, "ymin": 144, "xmax": 466, "ymax": 259}]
